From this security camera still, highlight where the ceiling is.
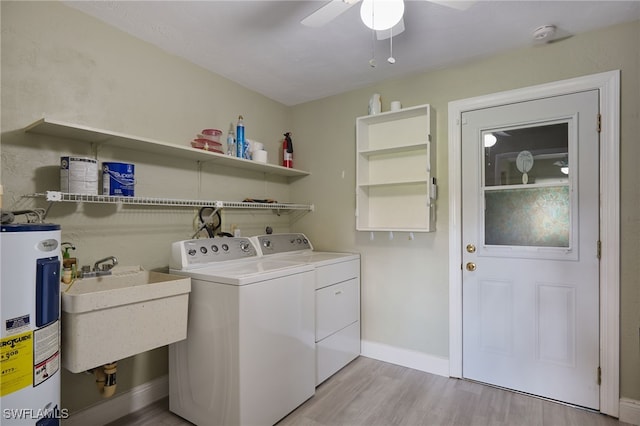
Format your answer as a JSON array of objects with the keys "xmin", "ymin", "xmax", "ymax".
[{"xmin": 63, "ymin": 1, "xmax": 640, "ymax": 106}]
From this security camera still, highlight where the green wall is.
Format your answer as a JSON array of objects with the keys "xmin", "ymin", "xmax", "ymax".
[
  {"xmin": 2, "ymin": 0, "xmax": 638, "ymax": 415},
  {"xmin": 291, "ymin": 20, "xmax": 639, "ymax": 400}
]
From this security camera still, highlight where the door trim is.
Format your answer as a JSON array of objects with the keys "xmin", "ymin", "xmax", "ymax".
[{"xmin": 448, "ymin": 70, "xmax": 620, "ymax": 416}]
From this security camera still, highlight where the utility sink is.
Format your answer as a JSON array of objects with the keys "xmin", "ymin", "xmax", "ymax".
[{"xmin": 61, "ymin": 266, "xmax": 191, "ymax": 373}]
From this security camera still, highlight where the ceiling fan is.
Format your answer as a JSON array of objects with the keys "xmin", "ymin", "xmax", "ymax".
[{"xmin": 302, "ymin": 0, "xmax": 476, "ymax": 40}]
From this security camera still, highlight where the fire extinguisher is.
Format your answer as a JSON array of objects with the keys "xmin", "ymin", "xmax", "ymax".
[{"xmin": 282, "ymin": 132, "xmax": 293, "ymax": 168}]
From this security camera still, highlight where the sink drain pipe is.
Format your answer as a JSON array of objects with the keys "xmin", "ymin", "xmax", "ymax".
[{"xmin": 93, "ymin": 362, "xmax": 117, "ymax": 398}]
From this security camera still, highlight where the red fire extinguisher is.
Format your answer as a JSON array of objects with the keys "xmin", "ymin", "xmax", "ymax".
[{"xmin": 282, "ymin": 132, "xmax": 293, "ymax": 168}]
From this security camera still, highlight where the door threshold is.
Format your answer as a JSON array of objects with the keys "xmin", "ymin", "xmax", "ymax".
[{"xmin": 461, "ymin": 377, "xmax": 600, "ymax": 414}]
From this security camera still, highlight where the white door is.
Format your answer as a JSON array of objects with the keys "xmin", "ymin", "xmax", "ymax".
[{"xmin": 461, "ymin": 90, "xmax": 600, "ymax": 409}]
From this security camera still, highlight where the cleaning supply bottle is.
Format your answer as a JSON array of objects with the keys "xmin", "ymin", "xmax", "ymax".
[
  {"xmin": 226, "ymin": 124, "xmax": 236, "ymax": 157},
  {"xmin": 282, "ymin": 132, "xmax": 293, "ymax": 168},
  {"xmin": 236, "ymin": 115, "xmax": 247, "ymax": 159},
  {"xmin": 61, "ymin": 242, "xmax": 77, "ymax": 282}
]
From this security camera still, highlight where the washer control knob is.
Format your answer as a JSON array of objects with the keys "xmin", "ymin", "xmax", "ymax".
[
  {"xmin": 240, "ymin": 241, "xmax": 251, "ymax": 252},
  {"xmin": 221, "ymin": 244, "xmax": 229, "ymax": 252},
  {"xmin": 200, "ymin": 246, "xmax": 208, "ymax": 254},
  {"xmin": 188, "ymin": 249, "xmax": 196, "ymax": 256},
  {"xmin": 211, "ymin": 245, "xmax": 219, "ymax": 253},
  {"xmin": 263, "ymin": 240, "xmax": 272, "ymax": 249}
]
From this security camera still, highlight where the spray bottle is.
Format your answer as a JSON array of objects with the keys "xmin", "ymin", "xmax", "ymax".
[
  {"xmin": 226, "ymin": 123, "xmax": 236, "ymax": 157},
  {"xmin": 282, "ymin": 132, "xmax": 293, "ymax": 168}
]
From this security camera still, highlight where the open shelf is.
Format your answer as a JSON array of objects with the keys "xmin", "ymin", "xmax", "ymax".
[
  {"xmin": 25, "ymin": 118, "xmax": 310, "ymax": 178},
  {"xmin": 357, "ymin": 179, "xmax": 430, "ymax": 188},
  {"xmin": 358, "ymin": 141, "xmax": 429, "ymax": 157},
  {"xmin": 25, "ymin": 191, "xmax": 314, "ymax": 212},
  {"xmin": 355, "ymin": 104, "xmax": 436, "ymax": 232}
]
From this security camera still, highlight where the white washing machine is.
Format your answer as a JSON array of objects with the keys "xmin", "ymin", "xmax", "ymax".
[
  {"xmin": 168, "ymin": 237, "xmax": 315, "ymax": 426},
  {"xmin": 252, "ymin": 233, "xmax": 361, "ymax": 385}
]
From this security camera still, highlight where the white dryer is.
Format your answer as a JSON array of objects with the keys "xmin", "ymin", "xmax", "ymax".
[
  {"xmin": 252, "ymin": 233, "xmax": 361, "ymax": 385},
  {"xmin": 168, "ymin": 237, "xmax": 315, "ymax": 426}
]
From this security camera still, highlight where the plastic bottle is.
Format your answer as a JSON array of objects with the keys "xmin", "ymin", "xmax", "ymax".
[
  {"xmin": 236, "ymin": 115, "xmax": 246, "ymax": 159},
  {"xmin": 226, "ymin": 124, "xmax": 236, "ymax": 157},
  {"xmin": 369, "ymin": 93, "xmax": 381, "ymax": 115}
]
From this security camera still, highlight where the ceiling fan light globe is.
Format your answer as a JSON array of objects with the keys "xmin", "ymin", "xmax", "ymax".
[{"xmin": 360, "ymin": 0, "xmax": 405, "ymax": 31}]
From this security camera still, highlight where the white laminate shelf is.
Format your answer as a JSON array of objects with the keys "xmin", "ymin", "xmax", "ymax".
[
  {"xmin": 26, "ymin": 191, "xmax": 314, "ymax": 212},
  {"xmin": 357, "ymin": 179, "xmax": 429, "ymax": 188},
  {"xmin": 24, "ymin": 118, "xmax": 310, "ymax": 178},
  {"xmin": 357, "ymin": 142, "xmax": 429, "ymax": 157}
]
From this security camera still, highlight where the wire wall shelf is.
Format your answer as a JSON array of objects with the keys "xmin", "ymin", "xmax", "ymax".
[{"xmin": 26, "ymin": 191, "xmax": 314, "ymax": 212}]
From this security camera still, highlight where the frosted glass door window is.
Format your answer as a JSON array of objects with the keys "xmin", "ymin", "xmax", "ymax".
[{"xmin": 483, "ymin": 123, "xmax": 570, "ymax": 248}]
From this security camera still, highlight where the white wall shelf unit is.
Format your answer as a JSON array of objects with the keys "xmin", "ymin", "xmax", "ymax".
[
  {"xmin": 25, "ymin": 191, "xmax": 314, "ymax": 213},
  {"xmin": 24, "ymin": 118, "xmax": 310, "ymax": 178},
  {"xmin": 356, "ymin": 104, "xmax": 436, "ymax": 232}
]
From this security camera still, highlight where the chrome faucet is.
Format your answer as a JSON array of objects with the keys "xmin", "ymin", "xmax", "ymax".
[
  {"xmin": 94, "ymin": 256, "xmax": 118, "ymax": 272},
  {"xmin": 80, "ymin": 256, "xmax": 118, "ymax": 278}
]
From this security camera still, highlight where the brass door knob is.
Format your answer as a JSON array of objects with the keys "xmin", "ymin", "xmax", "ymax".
[
  {"xmin": 466, "ymin": 262, "xmax": 476, "ymax": 272},
  {"xmin": 466, "ymin": 244, "xmax": 476, "ymax": 253}
]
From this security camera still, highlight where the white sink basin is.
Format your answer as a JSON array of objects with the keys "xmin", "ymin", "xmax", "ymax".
[{"xmin": 61, "ymin": 266, "xmax": 191, "ymax": 373}]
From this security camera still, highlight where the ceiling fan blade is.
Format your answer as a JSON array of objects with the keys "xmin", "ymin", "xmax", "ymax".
[
  {"xmin": 426, "ymin": 0, "xmax": 477, "ymax": 11},
  {"xmin": 376, "ymin": 18, "xmax": 405, "ymax": 40},
  {"xmin": 301, "ymin": 0, "xmax": 360, "ymax": 27}
]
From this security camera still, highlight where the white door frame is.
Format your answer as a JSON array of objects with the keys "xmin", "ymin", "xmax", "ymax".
[{"xmin": 448, "ymin": 70, "xmax": 620, "ymax": 417}]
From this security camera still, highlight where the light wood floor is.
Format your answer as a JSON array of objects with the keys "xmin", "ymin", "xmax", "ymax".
[{"xmin": 107, "ymin": 356, "xmax": 628, "ymax": 426}]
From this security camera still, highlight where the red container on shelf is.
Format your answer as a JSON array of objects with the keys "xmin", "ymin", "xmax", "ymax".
[
  {"xmin": 192, "ymin": 138, "xmax": 223, "ymax": 153},
  {"xmin": 200, "ymin": 129, "xmax": 222, "ymax": 143}
]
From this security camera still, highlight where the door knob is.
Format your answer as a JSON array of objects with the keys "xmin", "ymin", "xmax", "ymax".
[
  {"xmin": 466, "ymin": 262, "xmax": 476, "ymax": 272},
  {"xmin": 466, "ymin": 244, "xmax": 476, "ymax": 253}
]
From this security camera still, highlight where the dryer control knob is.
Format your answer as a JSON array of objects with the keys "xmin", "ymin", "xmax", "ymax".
[{"xmin": 240, "ymin": 241, "xmax": 251, "ymax": 252}]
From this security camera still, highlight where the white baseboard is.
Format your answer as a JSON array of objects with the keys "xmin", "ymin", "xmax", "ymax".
[
  {"xmin": 63, "ymin": 374, "xmax": 169, "ymax": 426},
  {"xmin": 360, "ymin": 340, "xmax": 449, "ymax": 377},
  {"xmin": 620, "ymin": 398, "xmax": 640, "ymax": 425}
]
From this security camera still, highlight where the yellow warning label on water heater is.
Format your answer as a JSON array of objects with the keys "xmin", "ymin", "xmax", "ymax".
[{"xmin": 0, "ymin": 331, "xmax": 34, "ymax": 396}]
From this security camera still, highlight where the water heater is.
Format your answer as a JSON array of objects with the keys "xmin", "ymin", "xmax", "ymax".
[{"xmin": 1, "ymin": 223, "xmax": 63, "ymax": 425}]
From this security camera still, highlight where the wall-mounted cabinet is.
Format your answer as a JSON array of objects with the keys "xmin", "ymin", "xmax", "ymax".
[{"xmin": 355, "ymin": 104, "xmax": 436, "ymax": 232}]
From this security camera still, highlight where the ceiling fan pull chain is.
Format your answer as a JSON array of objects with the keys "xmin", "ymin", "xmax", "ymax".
[
  {"xmin": 369, "ymin": 15, "xmax": 376, "ymax": 68},
  {"xmin": 388, "ymin": 26, "xmax": 396, "ymax": 64}
]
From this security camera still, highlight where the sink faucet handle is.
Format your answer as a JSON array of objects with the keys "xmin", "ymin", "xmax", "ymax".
[{"xmin": 94, "ymin": 256, "xmax": 118, "ymax": 271}]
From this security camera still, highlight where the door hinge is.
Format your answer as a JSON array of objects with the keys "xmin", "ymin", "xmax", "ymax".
[
  {"xmin": 597, "ymin": 114, "xmax": 602, "ymax": 133},
  {"xmin": 597, "ymin": 366, "xmax": 602, "ymax": 385},
  {"xmin": 597, "ymin": 240, "xmax": 602, "ymax": 259}
]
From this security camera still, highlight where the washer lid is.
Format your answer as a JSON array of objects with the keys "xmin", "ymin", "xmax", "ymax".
[
  {"xmin": 274, "ymin": 251, "xmax": 360, "ymax": 267},
  {"xmin": 173, "ymin": 259, "xmax": 313, "ymax": 285}
]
